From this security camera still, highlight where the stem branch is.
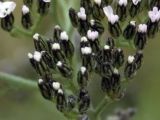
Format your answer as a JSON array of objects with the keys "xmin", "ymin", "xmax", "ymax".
[{"xmin": 0, "ymin": 72, "xmax": 37, "ymax": 88}]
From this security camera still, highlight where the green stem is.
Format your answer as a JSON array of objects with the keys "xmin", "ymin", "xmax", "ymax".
[
  {"xmin": 0, "ymin": 72, "xmax": 37, "ymax": 88},
  {"xmin": 95, "ymin": 96, "xmax": 111, "ymax": 120}
]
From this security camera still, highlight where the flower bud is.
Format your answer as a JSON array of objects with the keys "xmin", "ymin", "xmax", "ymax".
[
  {"xmin": 129, "ymin": 0, "xmax": 141, "ymax": 17},
  {"xmin": 77, "ymin": 7, "xmax": 90, "ymax": 35},
  {"xmin": 80, "ymin": 37, "xmax": 90, "ymax": 48},
  {"xmin": 103, "ymin": 6, "xmax": 122, "ymax": 37},
  {"xmin": 56, "ymin": 61, "xmax": 72, "ymax": 77},
  {"xmin": 77, "ymin": 66, "xmax": 89, "ymax": 88},
  {"xmin": 92, "ymin": 0, "xmax": 105, "ymax": 20},
  {"xmin": 56, "ymin": 89, "xmax": 66, "ymax": 112},
  {"xmin": 33, "ymin": 33, "xmax": 48, "ymax": 52},
  {"xmin": 21, "ymin": 5, "xmax": 32, "ymax": 29},
  {"xmin": 116, "ymin": 0, "xmax": 127, "ymax": 21},
  {"xmin": 124, "ymin": 56, "xmax": 137, "ymax": 79},
  {"xmin": 123, "ymin": 21, "xmax": 136, "ymax": 39},
  {"xmin": 134, "ymin": 24, "xmax": 147, "ymax": 50},
  {"xmin": 102, "ymin": 45, "xmax": 113, "ymax": 63},
  {"xmin": 60, "ymin": 31, "xmax": 74, "ymax": 58},
  {"xmin": 38, "ymin": 79, "xmax": 52, "ymax": 100},
  {"xmin": 101, "ymin": 62, "xmax": 113, "ymax": 77},
  {"xmin": 69, "ymin": 8, "xmax": 79, "ymax": 27},
  {"xmin": 80, "ymin": 0, "xmax": 92, "ymax": 16},
  {"xmin": 90, "ymin": 19, "xmax": 104, "ymax": 35},
  {"xmin": 0, "ymin": 1, "xmax": 16, "ymax": 31},
  {"xmin": 66, "ymin": 95, "xmax": 76, "ymax": 110},
  {"xmin": 37, "ymin": 0, "xmax": 51, "ymax": 15},
  {"xmin": 106, "ymin": 37, "xmax": 115, "ymax": 49},
  {"xmin": 113, "ymin": 48, "xmax": 125, "ymax": 68},
  {"xmin": 41, "ymin": 51, "xmax": 56, "ymax": 69},
  {"xmin": 51, "ymin": 42, "xmax": 66, "ymax": 62},
  {"xmin": 28, "ymin": 51, "xmax": 50, "ymax": 75},
  {"xmin": 87, "ymin": 30, "xmax": 100, "ymax": 53},
  {"xmin": 101, "ymin": 68, "xmax": 121, "ymax": 99},
  {"xmin": 78, "ymin": 88, "xmax": 90, "ymax": 113},
  {"xmin": 81, "ymin": 46, "xmax": 93, "ymax": 71},
  {"xmin": 53, "ymin": 25, "xmax": 62, "ymax": 41},
  {"xmin": 134, "ymin": 50, "xmax": 143, "ymax": 70},
  {"xmin": 147, "ymin": 7, "xmax": 160, "ymax": 37}
]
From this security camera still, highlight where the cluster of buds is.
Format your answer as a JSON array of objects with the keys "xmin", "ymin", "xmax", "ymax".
[
  {"xmin": 0, "ymin": 0, "xmax": 51, "ymax": 31},
  {"xmin": 24, "ymin": 0, "xmax": 159, "ymax": 119}
]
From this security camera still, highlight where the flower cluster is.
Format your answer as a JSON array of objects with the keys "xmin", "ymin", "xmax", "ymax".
[
  {"xmin": 0, "ymin": 0, "xmax": 157, "ymax": 119},
  {"xmin": 0, "ymin": 0, "xmax": 51, "ymax": 31}
]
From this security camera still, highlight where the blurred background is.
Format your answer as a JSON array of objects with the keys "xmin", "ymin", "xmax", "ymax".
[{"xmin": 0, "ymin": 1, "xmax": 160, "ymax": 120}]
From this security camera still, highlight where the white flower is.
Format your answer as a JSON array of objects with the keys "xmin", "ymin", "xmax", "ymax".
[
  {"xmin": 60, "ymin": 31, "xmax": 69, "ymax": 41},
  {"xmin": 57, "ymin": 61, "xmax": 63, "ymax": 67},
  {"xmin": 81, "ymin": 66, "xmax": 87, "ymax": 74},
  {"xmin": 52, "ymin": 82, "xmax": 61, "ymax": 90},
  {"xmin": 22, "ymin": 5, "xmax": 29, "ymax": 15},
  {"xmin": 130, "ymin": 21, "xmax": 136, "ymax": 26},
  {"xmin": 33, "ymin": 51, "xmax": 42, "ymax": 62},
  {"xmin": 103, "ymin": 6, "xmax": 119, "ymax": 24},
  {"xmin": 52, "ymin": 43, "xmax": 61, "ymax": 50},
  {"xmin": 81, "ymin": 47, "xmax": 92, "ymax": 55},
  {"xmin": 132, "ymin": 0, "xmax": 141, "ymax": 5},
  {"xmin": 81, "ymin": 36, "xmax": 88, "ymax": 42},
  {"xmin": 77, "ymin": 7, "xmax": 86, "ymax": 20},
  {"xmin": 128, "ymin": 56, "xmax": 135, "ymax": 64},
  {"xmin": 148, "ymin": 7, "xmax": 160, "ymax": 23},
  {"xmin": 33, "ymin": 33, "xmax": 40, "ymax": 40},
  {"xmin": 104, "ymin": 45, "xmax": 110, "ymax": 50},
  {"xmin": 87, "ymin": 30, "xmax": 99, "ymax": 41},
  {"xmin": 118, "ymin": 0, "xmax": 128, "ymax": 6},
  {"xmin": 138, "ymin": 24, "xmax": 147, "ymax": 33},
  {"xmin": 0, "ymin": 1, "xmax": 16, "ymax": 18}
]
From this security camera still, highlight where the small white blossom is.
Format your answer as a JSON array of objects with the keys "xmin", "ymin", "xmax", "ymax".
[
  {"xmin": 22, "ymin": 5, "xmax": 29, "ymax": 15},
  {"xmin": 77, "ymin": 7, "xmax": 86, "ymax": 20},
  {"xmin": 52, "ymin": 82, "xmax": 61, "ymax": 90},
  {"xmin": 87, "ymin": 30, "xmax": 99, "ymax": 41},
  {"xmin": 60, "ymin": 31, "xmax": 69, "ymax": 41},
  {"xmin": 104, "ymin": 45, "xmax": 110, "ymax": 50},
  {"xmin": 138, "ymin": 24, "xmax": 147, "ymax": 33},
  {"xmin": 33, "ymin": 51, "xmax": 42, "ymax": 62},
  {"xmin": 33, "ymin": 33, "xmax": 40, "ymax": 40},
  {"xmin": 130, "ymin": 21, "xmax": 136, "ymax": 26},
  {"xmin": 148, "ymin": 7, "xmax": 160, "ymax": 23},
  {"xmin": 118, "ymin": 0, "xmax": 128, "ymax": 6},
  {"xmin": 128, "ymin": 56, "xmax": 135, "ymax": 64},
  {"xmin": 81, "ymin": 66, "xmax": 87, "ymax": 74},
  {"xmin": 81, "ymin": 36, "xmax": 88, "ymax": 42},
  {"xmin": 52, "ymin": 43, "xmax": 61, "ymax": 50},
  {"xmin": 57, "ymin": 61, "xmax": 63, "ymax": 67},
  {"xmin": 0, "ymin": 1, "xmax": 16, "ymax": 18},
  {"xmin": 103, "ymin": 6, "xmax": 119, "ymax": 24},
  {"xmin": 81, "ymin": 47, "xmax": 92, "ymax": 55},
  {"xmin": 58, "ymin": 89, "xmax": 64, "ymax": 94}
]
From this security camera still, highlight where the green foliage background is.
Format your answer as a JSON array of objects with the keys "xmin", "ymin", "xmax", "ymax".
[{"xmin": 0, "ymin": 0, "xmax": 160, "ymax": 120}]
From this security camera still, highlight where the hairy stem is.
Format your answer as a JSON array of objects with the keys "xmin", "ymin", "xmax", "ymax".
[{"xmin": 0, "ymin": 72, "xmax": 37, "ymax": 88}]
